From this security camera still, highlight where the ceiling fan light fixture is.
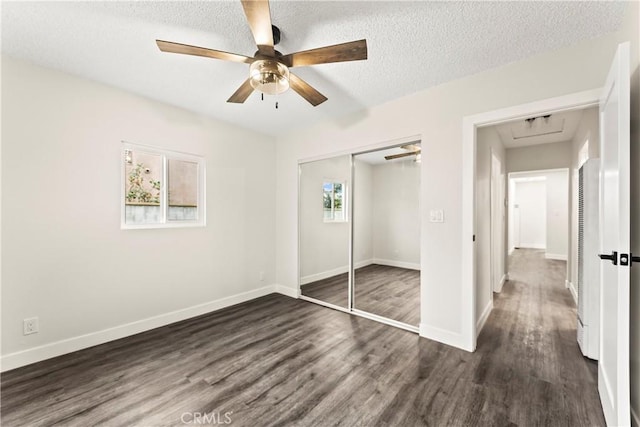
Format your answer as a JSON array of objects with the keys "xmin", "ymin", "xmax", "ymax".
[{"xmin": 249, "ymin": 59, "xmax": 290, "ymax": 95}]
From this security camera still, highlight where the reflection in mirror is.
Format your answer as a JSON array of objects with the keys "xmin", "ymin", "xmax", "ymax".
[
  {"xmin": 353, "ymin": 143, "xmax": 421, "ymax": 325},
  {"xmin": 299, "ymin": 156, "xmax": 351, "ymax": 308}
]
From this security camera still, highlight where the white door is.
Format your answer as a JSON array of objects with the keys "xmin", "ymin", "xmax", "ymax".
[{"xmin": 598, "ymin": 41, "xmax": 630, "ymax": 427}]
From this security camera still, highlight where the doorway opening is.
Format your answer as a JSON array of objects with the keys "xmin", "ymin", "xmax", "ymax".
[{"xmin": 475, "ymin": 105, "xmax": 596, "ymax": 334}]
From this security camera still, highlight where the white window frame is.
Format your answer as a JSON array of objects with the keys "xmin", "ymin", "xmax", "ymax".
[
  {"xmin": 121, "ymin": 141, "xmax": 206, "ymax": 229},
  {"xmin": 323, "ymin": 180, "xmax": 347, "ymax": 223}
]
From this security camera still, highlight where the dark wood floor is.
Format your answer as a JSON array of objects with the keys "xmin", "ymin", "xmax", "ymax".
[
  {"xmin": 1, "ymin": 249, "xmax": 604, "ymax": 426},
  {"xmin": 301, "ymin": 264, "xmax": 420, "ymax": 325}
]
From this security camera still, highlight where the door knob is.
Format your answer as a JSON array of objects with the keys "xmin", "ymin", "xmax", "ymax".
[{"xmin": 598, "ymin": 251, "xmax": 618, "ymax": 265}]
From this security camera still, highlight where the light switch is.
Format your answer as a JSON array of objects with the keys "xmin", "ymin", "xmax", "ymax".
[{"xmin": 430, "ymin": 209, "xmax": 444, "ymax": 223}]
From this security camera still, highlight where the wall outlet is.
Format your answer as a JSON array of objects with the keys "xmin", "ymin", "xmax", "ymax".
[
  {"xmin": 23, "ymin": 317, "xmax": 39, "ymax": 335},
  {"xmin": 259, "ymin": 271, "xmax": 265, "ymax": 282},
  {"xmin": 429, "ymin": 209, "xmax": 445, "ymax": 223}
]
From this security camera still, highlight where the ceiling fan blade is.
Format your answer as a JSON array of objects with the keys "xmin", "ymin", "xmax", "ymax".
[
  {"xmin": 227, "ymin": 79, "xmax": 255, "ymax": 103},
  {"xmin": 401, "ymin": 144, "xmax": 421, "ymax": 152},
  {"xmin": 280, "ymin": 39, "xmax": 367, "ymax": 68},
  {"xmin": 289, "ymin": 73, "xmax": 327, "ymax": 107},
  {"xmin": 241, "ymin": 0, "xmax": 275, "ymax": 57},
  {"xmin": 156, "ymin": 40, "xmax": 253, "ymax": 64},
  {"xmin": 385, "ymin": 152, "xmax": 419, "ymax": 161}
]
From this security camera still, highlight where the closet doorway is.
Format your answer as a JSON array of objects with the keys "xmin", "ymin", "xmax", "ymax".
[{"xmin": 298, "ymin": 141, "xmax": 421, "ymax": 332}]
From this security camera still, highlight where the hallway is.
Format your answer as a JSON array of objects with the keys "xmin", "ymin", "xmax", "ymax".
[{"xmin": 475, "ymin": 248, "xmax": 604, "ymax": 425}]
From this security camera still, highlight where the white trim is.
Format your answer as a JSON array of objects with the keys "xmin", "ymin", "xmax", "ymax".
[
  {"xmin": 462, "ymin": 88, "xmax": 601, "ymax": 353},
  {"xmin": 300, "ymin": 260, "xmax": 372, "ymax": 285},
  {"xmin": 495, "ymin": 274, "xmax": 507, "ymax": 293},
  {"xmin": 545, "ymin": 253, "xmax": 568, "ymax": 261},
  {"xmin": 476, "ymin": 301, "xmax": 493, "ymax": 335},
  {"xmin": 568, "ymin": 281, "xmax": 578, "ymax": 305},
  {"xmin": 299, "ymin": 295, "xmax": 351, "ymax": 313},
  {"xmin": 298, "ymin": 134, "xmax": 421, "ymax": 165},
  {"xmin": 508, "ymin": 247, "xmax": 515, "ymax": 255},
  {"xmin": 275, "ymin": 285, "xmax": 299, "ymax": 299},
  {"xmin": 300, "ymin": 265, "xmax": 350, "ymax": 285},
  {"xmin": 352, "ymin": 309, "xmax": 418, "ymax": 333},
  {"xmin": 631, "ymin": 405, "xmax": 639, "ymax": 427},
  {"xmin": 1, "ymin": 285, "xmax": 280, "ymax": 372},
  {"xmin": 371, "ymin": 258, "xmax": 420, "ymax": 270},
  {"xmin": 419, "ymin": 323, "xmax": 472, "ymax": 351},
  {"xmin": 509, "ymin": 168, "xmax": 570, "ymax": 178},
  {"xmin": 518, "ymin": 243, "xmax": 546, "ymax": 249}
]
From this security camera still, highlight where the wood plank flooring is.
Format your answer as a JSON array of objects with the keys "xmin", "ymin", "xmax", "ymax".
[
  {"xmin": 1, "ymin": 249, "xmax": 604, "ymax": 426},
  {"xmin": 301, "ymin": 264, "xmax": 420, "ymax": 325}
]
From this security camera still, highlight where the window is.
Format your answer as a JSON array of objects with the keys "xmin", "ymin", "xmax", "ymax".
[
  {"xmin": 323, "ymin": 181, "xmax": 346, "ymax": 222},
  {"xmin": 122, "ymin": 142, "xmax": 205, "ymax": 228}
]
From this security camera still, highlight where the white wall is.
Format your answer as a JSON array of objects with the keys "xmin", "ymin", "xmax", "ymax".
[
  {"xmin": 371, "ymin": 160, "xmax": 421, "ymax": 267},
  {"xmin": 545, "ymin": 171, "xmax": 570, "ymax": 260},
  {"xmin": 506, "ymin": 140, "xmax": 573, "ymax": 173},
  {"xmin": 299, "ymin": 156, "xmax": 351, "ymax": 283},
  {"xmin": 1, "ymin": 57, "xmax": 277, "ymax": 369},
  {"xmin": 514, "ymin": 180, "xmax": 547, "ymax": 249},
  {"xmin": 475, "ymin": 127, "xmax": 506, "ymax": 326},
  {"xmin": 275, "ymin": 27, "xmax": 626, "ymax": 349}
]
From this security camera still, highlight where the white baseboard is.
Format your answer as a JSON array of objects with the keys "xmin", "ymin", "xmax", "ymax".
[
  {"xmin": 419, "ymin": 323, "xmax": 473, "ymax": 352},
  {"xmin": 300, "ymin": 260, "xmax": 373, "ymax": 285},
  {"xmin": 545, "ymin": 253, "xmax": 568, "ymax": 261},
  {"xmin": 494, "ymin": 274, "xmax": 507, "ymax": 293},
  {"xmin": 568, "ymin": 281, "xmax": 578, "ymax": 305},
  {"xmin": 632, "ymin": 405, "xmax": 639, "ymax": 427},
  {"xmin": 476, "ymin": 301, "xmax": 493, "ymax": 335},
  {"xmin": 518, "ymin": 243, "xmax": 546, "ymax": 249},
  {"xmin": 300, "ymin": 258, "xmax": 420, "ymax": 286},
  {"xmin": 372, "ymin": 258, "xmax": 420, "ymax": 270},
  {"xmin": 1, "ymin": 285, "xmax": 281, "ymax": 372},
  {"xmin": 300, "ymin": 265, "xmax": 350, "ymax": 285}
]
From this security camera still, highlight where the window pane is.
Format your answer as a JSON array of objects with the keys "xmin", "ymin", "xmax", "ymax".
[
  {"xmin": 168, "ymin": 159, "xmax": 198, "ymax": 221},
  {"xmin": 334, "ymin": 183, "xmax": 343, "ymax": 221},
  {"xmin": 124, "ymin": 150, "xmax": 162, "ymax": 224},
  {"xmin": 323, "ymin": 183, "xmax": 334, "ymax": 220}
]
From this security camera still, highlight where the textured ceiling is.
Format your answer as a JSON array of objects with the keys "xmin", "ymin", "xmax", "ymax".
[{"xmin": 1, "ymin": 1, "xmax": 626, "ymax": 136}]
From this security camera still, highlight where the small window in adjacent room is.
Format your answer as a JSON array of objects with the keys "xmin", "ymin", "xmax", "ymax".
[
  {"xmin": 323, "ymin": 181, "xmax": 346, "ymax": 222},
  {"xmin": 122, "ymin": 142, "xmax": 205, "ymax": 229}
]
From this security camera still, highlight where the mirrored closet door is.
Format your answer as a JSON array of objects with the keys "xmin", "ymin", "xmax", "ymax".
[
  {"xmin": 299, "ymin": 155, "xmax": 351, "ymax": 309},
  {"xmin": 299, "ymin": 142, "xmax": 421, "ymax": 331},
  {"xmin": 353, "ymin": 144, "xmax": 421, "ymax": 326}
]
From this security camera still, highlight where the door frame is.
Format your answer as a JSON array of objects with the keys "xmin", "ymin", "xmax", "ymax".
[{"xmin": 461, "ymin": 88, "xmax": 601, "ymax": 351}]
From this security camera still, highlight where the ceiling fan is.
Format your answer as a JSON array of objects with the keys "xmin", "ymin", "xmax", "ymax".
[
  {"xmin": 156, "ymin": 0, "xmax": 368, "ymax": 107},
  {"xmin": 385, "ymin": 144, "xmax": 421, "ymax": 161}
]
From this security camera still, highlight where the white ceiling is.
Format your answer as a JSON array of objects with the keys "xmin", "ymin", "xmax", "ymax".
[
  {"xmin": 492, "ymin": 108, "xmax": 596, "ymax": 148},
  {"xmin": 1, "ymin": 2, "xmax": 626, "ymax": 137}
]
